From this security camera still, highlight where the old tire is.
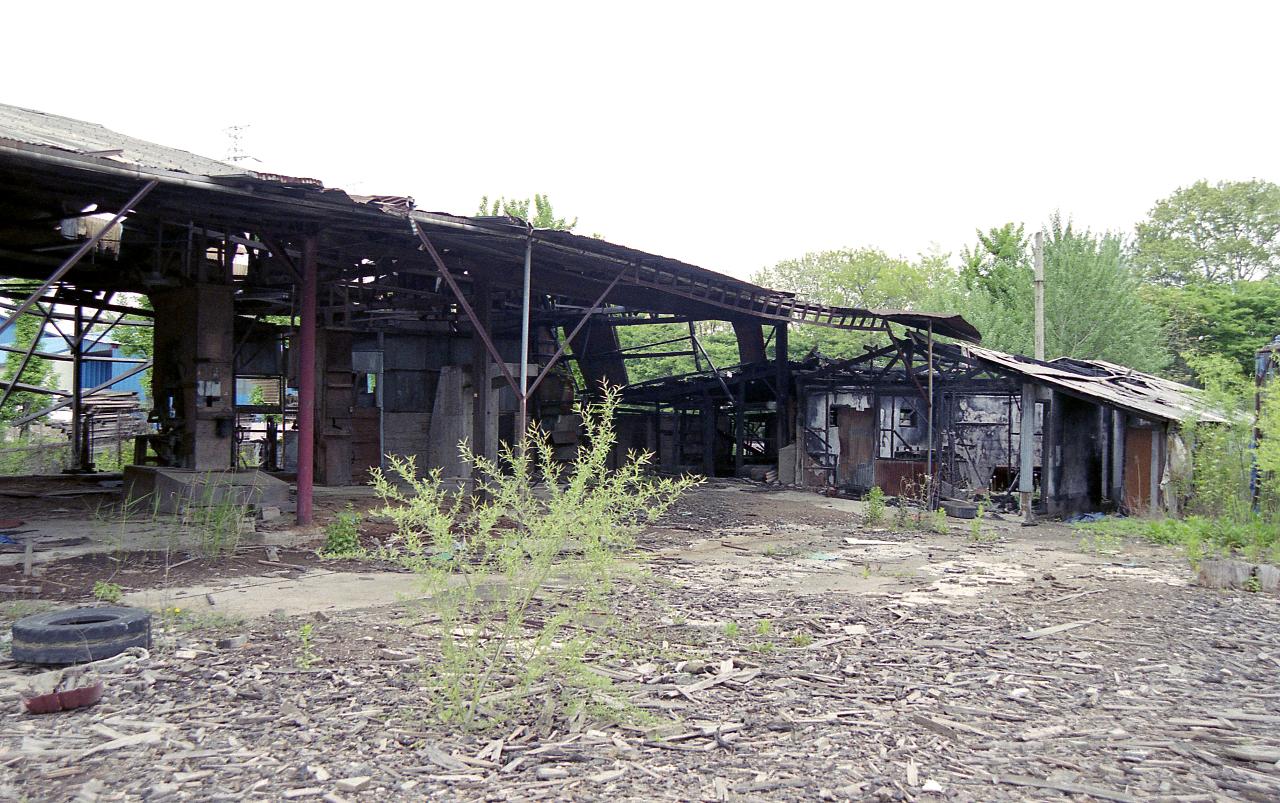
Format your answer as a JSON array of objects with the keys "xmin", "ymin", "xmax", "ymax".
[{"xmin": 11, "ymin": 606, "xmax": 151, "ymax": 665}]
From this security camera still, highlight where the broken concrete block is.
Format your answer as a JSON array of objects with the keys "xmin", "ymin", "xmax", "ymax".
[
  {"xmin": 335, "ymin": 777, "xmax": 371, "ymax": 793},
  {"xmin": 1256, "ymin": 564, "xmax": 1280, "ymax": 593},
  {"xmin": 1197, "ymin": 560, "xmax": 1280, "ymax": 593}
]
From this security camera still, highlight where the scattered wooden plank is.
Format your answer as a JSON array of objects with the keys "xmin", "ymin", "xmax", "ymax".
[
  {"xmin": 996, "ymin": 773, "xmax": 1139, "ymax": 802},
  {"xmin": 1017, "ymin": 619, "xmax": 1096, "ymax": 640}
]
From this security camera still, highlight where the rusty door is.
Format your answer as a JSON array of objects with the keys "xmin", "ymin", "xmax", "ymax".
[
  {"xmin": 837, "ymin": 407, "xmax": 875, "ymax": 488},
  {"xmin": 1123, "ymin": 427, "xmax": 1154, "ymax": 514},
  {"xmin": 351, "ymin": 407, "xmax": 381, "ymax": 484}
]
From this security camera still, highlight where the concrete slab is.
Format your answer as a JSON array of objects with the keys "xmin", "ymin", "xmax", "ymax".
[
  {"xmin": 124, "ymin": 467, "xmax": 291, "ymax": 514},
  {"xmin": 121, "ymin": 570, "xmax": 429, "ymax": 619}
]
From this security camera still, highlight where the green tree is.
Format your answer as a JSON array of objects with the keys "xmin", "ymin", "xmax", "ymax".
[
  {"xmin": 960, "ymin": 222, "xmax": 1031, "ymax": 303},
  {"xmin": 101, "ymin": 293, "xmax": 152, "ymax": 404},
  {"xmin": 1133, "ymin": 179, "xmax": 1280, "ymax": 285},
  {"xmin": 1145, "ymin": 280, "xmax": 1280, "ymax": 380},
  {"xmin": 753, "ymin": 248, "xmax": 958, "ymax": 359},
  {"xmin": 477, "ymin": 194, "xmax": 577, "ymax": 231},
  {"xmin": 0, "ymin": 283, "xmax": 54, "ymax": 427},
  {"xmin": 946, "ymin": 216, "xmax": 1167, "ymax": 372}
]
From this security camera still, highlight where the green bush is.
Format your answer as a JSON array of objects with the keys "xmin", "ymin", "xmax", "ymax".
[
  {"xmin": 864, "ymin": 485, "xmax": 885, "ymax": 526},
  {"xmin": 321, "ymin": 503, "xmax": 362, "ymax": 557},
  {"xmin": 370, "ymin": 386, "xmax": 698, "ymax": 729}
]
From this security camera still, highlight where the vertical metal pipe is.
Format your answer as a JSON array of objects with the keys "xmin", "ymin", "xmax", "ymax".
[
  {"xmin": 734, "ymin": 380, "xmax": 745, "ymax": 476},
  {"xmin": 775, "ymin": 323, "xmax": 789, "ymax": 448},
  {"xmin": 518, "ymin": 234, "xmax": 532, "ymax": 443},
  {"xmin": 926, "ymin": 322, "xmax": 934, "ymax": 486},
  {"xmin": 71, "ymin": 304, "xmax": 84, "ymax": 471},
  {"xmin": 296, "ymin": 236, "xmax": 318, "ymax": 526},
  {"xmin": 377, "ymin": 330, "xmax": 385, "ymax": 471}
]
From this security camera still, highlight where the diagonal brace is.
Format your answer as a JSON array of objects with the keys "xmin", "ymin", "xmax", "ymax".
[
  {"xmin": 526, "ymin": 267, "xmax": 629, "ymax": 398},
  {"xmin": 0, "ymin": 180, "xmax": 157, "ymax": 338},
  {"xmin": 411, "ymin": 221, "xmax": 521, "ymax": 396}
]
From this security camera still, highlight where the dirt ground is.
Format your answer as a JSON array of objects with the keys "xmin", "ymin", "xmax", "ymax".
[{"xmin": 3, "ymin": 480, "xmax": 1280, "ymax": 802}]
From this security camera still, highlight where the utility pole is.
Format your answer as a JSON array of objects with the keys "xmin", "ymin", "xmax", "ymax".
[{"xmin": 1033, "ymin": 231, "xmax": 1045, "ymax": 361}]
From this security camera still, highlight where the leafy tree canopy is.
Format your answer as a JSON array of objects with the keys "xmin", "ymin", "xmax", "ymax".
[
  {"xmin": 1145, "ymin": 279, "xmax": 1280, "ymax": 380},
  {"xmin": 1133, "ymin": 179, "xmax": 1280, "ymax": 285},
  {"xmin": 477, "ymin": 193, "xmax": 577, "ymax": 231},
  {"xmin": 947, "ymin": 215, "xmax": 1168, "ymax": 373},
  {"xmin": 0, "ymin": 281, "xmax": 54, "ymax": 426}
]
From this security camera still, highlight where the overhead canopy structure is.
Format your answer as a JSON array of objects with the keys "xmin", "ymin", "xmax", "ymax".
[
  {"xmin": 0, "ymin": 102, "xmax": 980, "ymax": 524},
  {"xmin": 0, "ymin": 103, "xmax": 979, "ymax": 341}
]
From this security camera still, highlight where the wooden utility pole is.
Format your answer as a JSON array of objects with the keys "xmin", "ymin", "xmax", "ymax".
[{"xmin": 1033, "ymin": 231, "xmax": 1045, "ymax": 361}]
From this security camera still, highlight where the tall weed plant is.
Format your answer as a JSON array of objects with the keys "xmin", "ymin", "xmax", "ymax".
[{"xmin": 370, "ymin": 387, "xmax": 697, "ymax": 730}]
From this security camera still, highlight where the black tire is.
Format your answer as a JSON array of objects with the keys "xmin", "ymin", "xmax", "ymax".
[{"xmin": 11, "ymin": 606, "xmax": 152, "ymax": 665}]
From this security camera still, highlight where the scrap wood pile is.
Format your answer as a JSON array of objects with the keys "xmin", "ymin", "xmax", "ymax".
[{"xmin": 2, "ymin": 568, "xmax": 1279, "ymax": 802}]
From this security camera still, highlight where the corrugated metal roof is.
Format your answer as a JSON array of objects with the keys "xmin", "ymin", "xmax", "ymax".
[
  {"xmin": 958, "ymin": 343, "xmax": 1226, "ymax": 424},
  {"xmin": 0, "ymin": 103, "xmax": 982, "ymax": 341},
  {"xmin": 0, "ymin": 104, "xmax": 248, "ymax": 178}
]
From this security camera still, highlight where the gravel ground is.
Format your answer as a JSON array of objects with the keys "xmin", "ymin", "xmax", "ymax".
[{"xmin": 2, "ymin": 482, "xmax": 1279, "ymax": 802}]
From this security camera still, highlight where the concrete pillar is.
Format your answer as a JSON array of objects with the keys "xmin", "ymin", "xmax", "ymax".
[
  {"xmin": 151, "ymin": 283, "xmax": 236, "ymax": 472},
  {"xmin": 1019, "ymin": 382, "xmax": 1036, "ymax": 521}
]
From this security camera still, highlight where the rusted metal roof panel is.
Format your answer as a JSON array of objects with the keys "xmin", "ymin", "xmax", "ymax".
[
  {"xmin": 959, "ymin": 343, "xmax": 1225, "ymax": 424},
  {"xmin": 0, "ymin": 104, "xmax": 248, "ymax": 178},
  {"xmin": 0, "ymin": 103, "xmax": 982, "ymax": 341}
]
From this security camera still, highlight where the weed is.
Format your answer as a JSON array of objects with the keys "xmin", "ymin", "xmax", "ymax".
[
  {"xmin": 92, "ymin": 580, "xmax": 123, "ymax": 604},
  {"xmin": 861, "ymin": 564, "xmax": 872, "ymax": 579},
  {"xmin": 321, "ymin": 503, "xmax": 363, "ymax": 557},
  {"xmin": 790, "ymin": 632, "xmax": 814, "ymax": 647},
  {"xmin": 1079, "ymin": 528, "xmax": 1123, "ymax": 556},
  {"xmin": 931, "ymin": 508, "xmax": 948, "ymax": 534},
  {"xmin": 864, "ymin": 486, "xmax": 885, "ymax": 527},
  {"xmin": 370, "ymin": 386, "xmax": 697, "ymax": 730},
  {"xmin": 1244, "ymin": 575, "xmax": 1262, "ymax": 593},
  {"xmin": 746, "ymin": 641, "xmax": 776, "ymax": 654},
  {"xmin": 970, "ymin": 502, "xmax": 986, "ymax": 541},
  {"xmin": 181, "ymin": 475, "xmax": 253, "ymax": 557},
  {"xmin": 754, "ymin": 619, "xmax": 772, "ymax": 636},
  {"xmin": 723, "ymin": 621, "xmax": 740, "ymax": 639},
  {"xmin": 1077, "ymin": 514, "xmax": 1278, "ymax": 563},
  {"xmin": 296, "ymin": 623, "xmax": 317, "ymax": 668}
]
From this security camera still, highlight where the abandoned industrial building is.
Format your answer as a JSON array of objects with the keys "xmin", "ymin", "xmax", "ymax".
[{"xmin": 0, "ymin": 104, "xmax": 1222, "ymax": 522}]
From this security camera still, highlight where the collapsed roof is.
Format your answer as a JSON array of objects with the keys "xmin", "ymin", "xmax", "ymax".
[{"xmin": 0, "ymin": 103, "xmax": 979, "ymax": 341}]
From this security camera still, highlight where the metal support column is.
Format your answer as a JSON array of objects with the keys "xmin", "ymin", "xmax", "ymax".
[
  {"xmin": 926, "ymin": 322, "xmax": 934, "ymax": 486},
  {"xmin": 471, "ymin": 280, "xmax": 492, "ymax": 463},
  {"xmin": 702, "ymin": 398, "xmax": 717, "ymax": 478},
  {"xmin": 518, "ymin": 233, "xmax": 533, "ymax": 442},
  {"xmin": 734, "ymin": 380, "xmax": 745, "ymax": 475},
  {"xmin": 70, "ymin": 304, "xmax": 85, "ymax": 471},
  {"xmin": 775, "ymin": 323, "xmax": 789, "ymax": 447},
  {"xmin": 296, "ymin": 236, "xmax": 318, "ymax": 526}
]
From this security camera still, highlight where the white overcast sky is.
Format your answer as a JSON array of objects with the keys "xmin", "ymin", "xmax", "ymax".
[{"xmin": 4, "ymin": 1, "xmax": 1278, "ymax": 280}]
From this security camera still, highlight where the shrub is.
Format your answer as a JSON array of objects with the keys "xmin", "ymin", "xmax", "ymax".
[
  {"xmin": 370, "ymin": 386, "xmax": 697, "ymax": 729},
  {"xmin": 864, "ymin": 486, "xmax": 885, "ymax": 526},
  {"xmin": 92, "ymin": 580, "xmax": 122, "ymax": 604},
  {"xmin": 321, "ymin": 503, "xmax": 362, "ymax": 557}
]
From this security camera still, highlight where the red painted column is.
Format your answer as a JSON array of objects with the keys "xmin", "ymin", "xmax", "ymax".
[{"xmin": 296, "ymin": 236, "xmax": 318, "ymax": 525}]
